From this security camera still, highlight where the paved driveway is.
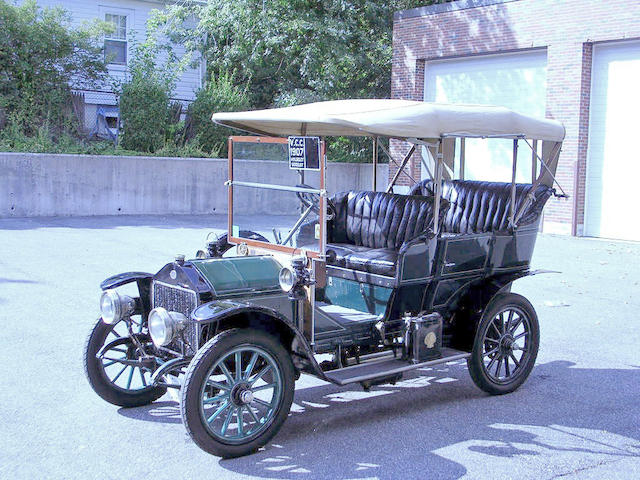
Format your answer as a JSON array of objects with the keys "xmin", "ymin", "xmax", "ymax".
[{"xmin": 1, "ymin": 215, "xmax": 639, "ymax": 480}]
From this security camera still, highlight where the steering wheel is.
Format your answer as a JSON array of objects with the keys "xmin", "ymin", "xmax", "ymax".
[{"xmin": 296, "ymin": 184, "xmax": 335, "ymax": 220}]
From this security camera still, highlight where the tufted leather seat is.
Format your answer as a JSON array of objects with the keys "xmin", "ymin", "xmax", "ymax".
[
  {"xmin": 325, "ymin": 191, "xmax": 448, "ymax": 276},
  {"xmin": 409, "ymin": 180, "xmax": 553, "ymax": 234}
]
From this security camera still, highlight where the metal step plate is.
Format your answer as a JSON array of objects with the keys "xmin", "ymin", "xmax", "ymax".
[
  {"xmin": 323, "ymin": 348, "xmax": 471, "ymax": 386},
  {"xmin": 315, "ymin": 302, "xmax": 379, "ymax": 324}
]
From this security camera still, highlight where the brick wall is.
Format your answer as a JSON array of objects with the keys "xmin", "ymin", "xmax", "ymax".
[{"xmin": 392, "ymin": 0, "xmax": 640, "ymax": 233}]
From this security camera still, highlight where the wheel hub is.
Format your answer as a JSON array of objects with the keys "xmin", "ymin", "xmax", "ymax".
[
  {"xmin": 230, "ymin": 383, "xmax": 253, "ymax": 406},
  {"xmin": 499, "ymin": 334, "xmax": 514, "ymax": 354},
  {"xmin": 240, "ymin": 390, "xmax": 254, "ymax": 405}
]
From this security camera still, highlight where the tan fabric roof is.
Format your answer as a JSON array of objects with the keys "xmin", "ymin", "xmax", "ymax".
[{"xmin": 211, "ymin": 99, "xmax": 566, "ymax": 141}]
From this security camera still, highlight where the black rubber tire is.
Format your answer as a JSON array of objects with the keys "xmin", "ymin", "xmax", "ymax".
[
  {"xmin": 467, "ymin": 293, "xmax": 540, "ymax": 395},
  {"xmin": 84, "ymin": 318, "xmax": 166, "ymax": 407},
  {"xmin": 181, "ymin": 328, "xmax": 295, "ymax": 458}
]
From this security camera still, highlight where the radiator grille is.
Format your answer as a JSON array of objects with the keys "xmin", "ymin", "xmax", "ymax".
[{"xmin": 152, "ymin": 281, "xmax": 199, "ymax": 354}]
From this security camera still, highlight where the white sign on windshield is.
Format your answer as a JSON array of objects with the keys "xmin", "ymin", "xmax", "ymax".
[{"xmin": 288, "ymin": 136, "xmax": 321, "ymax": 171}]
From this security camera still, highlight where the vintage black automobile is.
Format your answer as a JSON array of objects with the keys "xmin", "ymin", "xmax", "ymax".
[{"xmin": 84, "ymin": 100, "xmax": 566, "ymax": 458}]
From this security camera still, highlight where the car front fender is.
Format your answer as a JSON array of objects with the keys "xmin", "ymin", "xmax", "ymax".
[
  {"xmin": 191, "ymin": 300, "xmax": 326, "ymax": 378},
  {"xmin": 100, "ymin": 272, "xmax": 154, "ymax": 314},
  {"xmin": 100, "ymin": 272, "xmax": 153, "ymax": 290}
]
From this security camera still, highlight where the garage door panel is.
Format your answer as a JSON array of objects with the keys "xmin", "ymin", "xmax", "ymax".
[
  {"xmin": 424, "ymin": 51, "xmax": 547, "ymax": 183},
  {"xmin": 425, "ymin": 51, "xmax": 547, "ymax": 114},
  {"xmin": 585, "ymin": 41, "xmax": 640, "ymax": 240}
]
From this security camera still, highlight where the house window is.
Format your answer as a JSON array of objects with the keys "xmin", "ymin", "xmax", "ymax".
[{"xmin": 104, "ymin": 13, "xmax": 127, "ymax": 65}]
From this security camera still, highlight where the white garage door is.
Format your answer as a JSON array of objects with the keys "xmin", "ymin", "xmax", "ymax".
[
  {"xmin": 584, "ymin": 41, "xmax": 640, "ymax": 241},
  {"xmin": 424, "ymin": 50, "xmax": 547, "ymax": 183}
]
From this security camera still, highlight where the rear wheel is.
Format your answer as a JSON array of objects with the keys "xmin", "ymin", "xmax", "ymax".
[
  {"xmin": 84, "ymin": 318, "xmax": 166, "ymax": 407},
  {"xmin": 467, "ymin": 293, "xmax": 539, "ymax": 395},
  {"xmin": 181, "ymin": 328, "xmax": 295, "ymax": 458}
]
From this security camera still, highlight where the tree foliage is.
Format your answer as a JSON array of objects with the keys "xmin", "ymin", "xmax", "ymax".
[
  {"xmin": 0, "ymin": 0, "xmax": 108, "ymax": 134},
  {"xmin": 153, "ymin": 0, "xmax": 449, "ymax": 161},
  {"xmin": 117, "ymin": 15, "xmax": 191, "ymax": 152},
  {"xmin": 158, "ymin": 0, "xmax": 448, "ymax": 108},
  {"xmin": 186, "ymin": 71, "xmax": 250, "ymax": 156},
  {"xmin": 1, "ymin": 0, "xmax": 451, "ymax": 159},
  {"xmin": 118, "ymin": 76, "xmax": 170, "ymax": 153}
]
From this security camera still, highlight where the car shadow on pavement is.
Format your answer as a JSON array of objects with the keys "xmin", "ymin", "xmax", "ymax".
[
  {"xmin": 118, "ymin": 360, "xmax": 640, "ymax": 480},
  {"xmin": 0, "ymin": 277, "xmax": 40, "ymax": 284},
  {"xmin": 118, "ymin": 401, "xmax": 183, "ymax": 424},
  {"xmin": 0, "ymin": 214, "xmax": 228, "ymax": 230},
  {"xmin": 0, "ymin": 213, "xmax": 300, "ymax": 232},
  {"xmin": 0, "ymin": 277, "xmax": 41, "ymax": 305},
  {"xmin": 224, "ymin": 360, "xmax": 640, "ymax": 479}
]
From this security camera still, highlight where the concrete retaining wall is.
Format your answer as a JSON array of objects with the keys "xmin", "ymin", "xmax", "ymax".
[{"xmin": 0, "ymin": 152, "xmax": 388, "ymax": 217}]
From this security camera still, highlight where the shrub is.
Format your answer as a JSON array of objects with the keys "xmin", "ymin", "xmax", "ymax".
[
  {"xmin": 119, "ymin": 76, "xmax": 170, "ymax": 152},
  {"xmin": 186, "ymin": 71, "xmax": 250, "ymax": 156},
  {"xmin": 154, "ymin": 140, "xmax": 209, "ymax": 158},
  {"xmin": 0, "ymin": 122, "xmax": 116, "ymax": 154},
  {"xmin": 117, "ymin": 21, "xmax": 190, "ymax": 153}
]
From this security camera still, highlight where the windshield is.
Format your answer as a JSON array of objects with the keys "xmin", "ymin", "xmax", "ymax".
[{"xmin": 227, "ymin": 137, "xmax": 326, "ymax": 257}]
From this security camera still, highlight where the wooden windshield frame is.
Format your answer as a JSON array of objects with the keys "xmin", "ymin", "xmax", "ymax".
[{"xmin": 227, "ymin": 135, "xmax": 327, "ymax": 260}]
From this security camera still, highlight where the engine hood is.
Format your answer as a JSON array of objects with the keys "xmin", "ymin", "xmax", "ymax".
[
  {"xmin": 191, "ymin": 255, "xmax": 283, "ymax": 297},
  {"xmin": 153, "ymin": 255, "xmax": 284, "ymax": 299}
]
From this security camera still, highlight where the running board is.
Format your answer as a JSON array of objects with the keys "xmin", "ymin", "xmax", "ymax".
[{"xmin": 323, "ymin": 348, "xmax": 471, "ymax": 386}]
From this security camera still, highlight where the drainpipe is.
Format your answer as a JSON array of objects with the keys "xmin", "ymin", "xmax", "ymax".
[{"xmin": 571, "ymin": 160, "xmax": 579, "ymax": 236}]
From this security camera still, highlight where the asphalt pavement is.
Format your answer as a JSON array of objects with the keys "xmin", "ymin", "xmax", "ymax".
[{"xmin": 1, "ymin": 214, "xmax": 639, "ymax": 480}]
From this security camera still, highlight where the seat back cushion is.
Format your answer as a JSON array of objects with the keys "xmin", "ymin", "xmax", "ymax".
[
  {"xmin": 330, "ymin": 191, "xmax": 448, "ymax": 250},
  {"xmin": 409, "ymin": 179, "xmax": 553, "ymax": 234}
]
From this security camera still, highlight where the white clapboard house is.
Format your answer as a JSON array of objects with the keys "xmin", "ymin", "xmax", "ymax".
[{"xmin": 23, "ymin": 0, "xmax": 204, "ymax": 138}]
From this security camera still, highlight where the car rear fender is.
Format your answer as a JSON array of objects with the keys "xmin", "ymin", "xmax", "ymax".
[
  {"xmin": 456, "ymin": 269, "xmax": 559, "ymax": 312},
  {"xmin": 448, "ymin": 269, "xmax": 559, "ymax": 350},
  {"xmin": 490, "ymin": 268, "xmax": 560, "ymax": 297}
]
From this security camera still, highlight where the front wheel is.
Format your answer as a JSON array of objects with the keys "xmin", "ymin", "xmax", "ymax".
[
  {"xmin": 84, "ymin": 318, "xmax": 166, "ymax": 407},
  {"xmin": 181, "ymin": 328, "xmax": 295, "ymax": 458},
  {"xmin": 467, "ymin": 293, "xmax": 540, "ymax": 395}
]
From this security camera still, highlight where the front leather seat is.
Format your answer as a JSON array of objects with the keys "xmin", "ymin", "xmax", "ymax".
[{"xmin": 326, "ymin": 191, "xmax": 448, "ymax": 276}]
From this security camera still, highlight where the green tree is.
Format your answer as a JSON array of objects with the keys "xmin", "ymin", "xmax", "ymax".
[
  {"xmin": 152, "ymin": 0, "xmax": 450, "ymax": 161},
  {"xmin": 186, "ymin": 70, "xmax": 250, "ymax": 156},
  {"xmin": 157, "ymin": 1, "xmax": 449, "ymax": 108},
  {"xmin": 0, "ymin": 0, "xmax": 108, "ymax": 134},
  {"xmin": 117, "ymin": 13, "xmax": 190, "ymax": 152},
  {"xmin": 118, "ymin": 76, "xmax": 170, "ymax": 153}
]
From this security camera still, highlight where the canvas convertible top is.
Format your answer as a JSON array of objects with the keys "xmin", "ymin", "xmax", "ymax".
[{"xmin": 211, "ymin": 99, "xmax": 566, "ymax": 141}]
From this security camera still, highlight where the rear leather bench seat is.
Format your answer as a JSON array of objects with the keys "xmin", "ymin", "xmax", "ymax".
[
  {"xmin": 409, "ymin": 180, "xmax": 553, "ymax": 234},
  {"xmin": 325, "ymin": 191, "xmax": 448, "ymax": 276},
  {"xmin": 318, "ymin": 180, "xmax": 551, "ymax": 277}
]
